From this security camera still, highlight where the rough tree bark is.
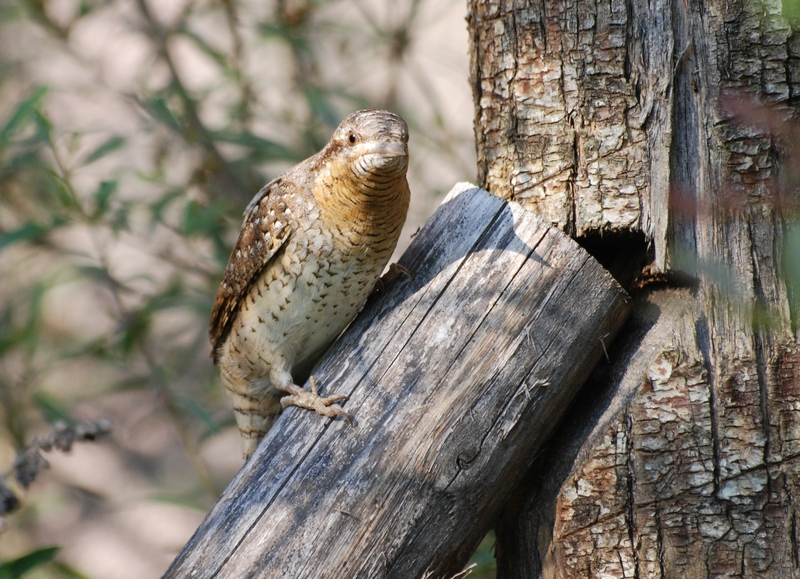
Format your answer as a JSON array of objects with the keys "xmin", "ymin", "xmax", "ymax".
[{"xmin": 468, "ymin": 0, "xmax": 800, "ymax": 576}]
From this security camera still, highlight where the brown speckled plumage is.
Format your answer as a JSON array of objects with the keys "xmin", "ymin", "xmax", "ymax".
[{"xmin": 210, "ymin": 109, "xmax": 410, "ymax": 458}]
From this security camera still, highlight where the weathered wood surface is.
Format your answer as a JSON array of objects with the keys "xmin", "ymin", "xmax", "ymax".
[
  {"xmin": 469, "ymin": 0, "xmax": 800, "ymax": 576},
  {"xmin": 164, "ymin": 184, "xmax": 631, "ymax": 578}
]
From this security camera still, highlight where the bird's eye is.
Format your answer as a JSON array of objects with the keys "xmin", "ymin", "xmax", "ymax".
[{"xmin": 348, "ymin": 132, "xmax": 357, "ymax": 144}]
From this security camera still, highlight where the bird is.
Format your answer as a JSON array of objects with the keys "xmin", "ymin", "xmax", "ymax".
[{"xmin": 209, "ymin": 109, "xmax": 411, "ymax": 459}]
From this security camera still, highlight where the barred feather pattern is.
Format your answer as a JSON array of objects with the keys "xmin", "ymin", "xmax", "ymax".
[{"xmin": 210, "ymin": 110, "xmax": 410, "ymax": 458}]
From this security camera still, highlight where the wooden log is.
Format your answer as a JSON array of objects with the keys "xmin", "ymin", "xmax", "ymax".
[{"xmin": 164, "ymin": 184, "xmax": 631, "ymax": 578}]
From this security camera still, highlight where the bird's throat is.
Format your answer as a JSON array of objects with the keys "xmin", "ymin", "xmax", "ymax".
[{"xmin": 315, "ymin": 168, "xmax": 410, "ymax": 243}]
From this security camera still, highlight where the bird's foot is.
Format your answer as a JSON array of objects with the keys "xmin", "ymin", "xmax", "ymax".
[
  {"xmin": 280, "ymin": 376, "xmax": 354, "ymax": 425},
  {"xmin": 374, "ymin": 262, "xmax": 413, "ymax": 295}
]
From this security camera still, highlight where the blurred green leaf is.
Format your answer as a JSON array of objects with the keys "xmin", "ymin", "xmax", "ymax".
[
  {"xmin": 178, "ymin": 28, "xmax": 228, "ymax": 71},
  {"xmin": 76, "ymin": 0, "xmax": 112, "ymax": 19},
  {"xmin": 31, "ymin": 108, "xmax": 54, "ymax": 147},
  {"xmin": 0, "ymin": 222, "xmax": 51, "ymax": 251},
  {"xmin": 83, "ymin": 136, "xmax": 125, "ymax": 166},
  {"xmin": 91, "ymin": 180, "xmax": 118, "ymax": 219},
  {"xmin": 74, "ymin": 264, "xmax": 116, "ymax": 286},
  {"xmin": 305, "ymin": 88, "xmax": 340, "ymax": 129},
  {"xmin": 211, "ymin": 131, "xmax": 300, "ymax": 163},
  {"xmin": 47, "ymin": 173, "xmax": 82, "ymax": 213},
  {"xmin": 148, "ymin": 188, "xmax": 184, "ymax": 224},
  {"xmin": 118, "ymin": 309, "xmax": 151, "ymax": 355},
  {"xmin": 0, "ymin": 149, "xmax": 41, "ymax": 178},
  {"xmin": 0, "ymin": 86, "xmax": 48, "ymax": 148},
  {"xmin": 0, "ymin": 5, "xmax": 22, "ymax": 21},
  {"xmin": 141, "ymin": 96, "xmax": 183, "ymax": 132},
  {"xmin": 109, "ymin": 200, "xmax": 132, "ymax": 232},
  {"xmin": 257, "ymin": 22, "xmax": 295, "ymax": 41},
  {"xmin": 0, "ymin": 546, "xmax": 59, "ymax": 579},
  {"xmin": 32, "ymin": 391, "xmax": 74, "ymax": 425},
  {"xmin": 0, "ymin": 284, "xmax": 46, "ymax": 358},
  {"xmin": 182, "ymin": 199, "xmax": 229, "ymax": 237}
]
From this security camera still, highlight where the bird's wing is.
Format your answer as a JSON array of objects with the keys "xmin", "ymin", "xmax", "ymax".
[{"xmin": 209, "ymin": 177, "xmax": 295, "ymax": 356}]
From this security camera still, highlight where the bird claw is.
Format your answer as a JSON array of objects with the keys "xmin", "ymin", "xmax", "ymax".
[
  {"xmin": 280, "ymin": 376, "xmax": 354, "ymax": 426},
  {"xmin": 374, "ymin": 262, "xmax": 413, "ymax": 295}
]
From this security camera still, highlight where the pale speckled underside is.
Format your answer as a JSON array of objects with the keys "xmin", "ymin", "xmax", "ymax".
[{"xmin": 218, "ymin": 219, "xmax": 386, "ymax": 395}]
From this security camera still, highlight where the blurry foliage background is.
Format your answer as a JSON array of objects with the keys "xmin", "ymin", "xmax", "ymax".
[{"xmin": 0, "ymin": 0, "xmax": 479, "ymax": 576}]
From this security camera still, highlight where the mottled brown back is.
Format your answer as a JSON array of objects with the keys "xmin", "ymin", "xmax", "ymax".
[{"xmin": 209, "ymin": 178, "xmax": 298, "ymax": 357}]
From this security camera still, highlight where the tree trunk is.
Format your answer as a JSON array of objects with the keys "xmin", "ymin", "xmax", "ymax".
[
  {"xmin": 468, "ymin": 0, "xmax": 800, "ymax": 576},
  {"xmin": 164, "ymin": 185, "xmax": 631, "ymax": 578}
]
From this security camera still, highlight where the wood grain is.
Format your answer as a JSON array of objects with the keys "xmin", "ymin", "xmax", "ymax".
[{"xmin": 164, "ymin": 184, "xmax": 631, "ymax": 578}]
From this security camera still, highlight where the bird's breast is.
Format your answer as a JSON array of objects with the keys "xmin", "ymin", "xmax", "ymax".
[{"xmin": 226, "ymin": 228, "xmax": 386, "ymax": 385}]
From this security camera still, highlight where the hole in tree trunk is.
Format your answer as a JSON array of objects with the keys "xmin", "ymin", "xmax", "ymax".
[{"xmin": 575, "ymin": 230, "xmax": 652, "ymax": 292}]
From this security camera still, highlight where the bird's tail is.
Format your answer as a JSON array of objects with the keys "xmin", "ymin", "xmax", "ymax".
[{"xmin": 220, "ymin": 364, "xmax": 282, "ymax": 459}]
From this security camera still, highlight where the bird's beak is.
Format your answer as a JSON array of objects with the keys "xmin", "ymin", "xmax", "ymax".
[{"xmin": 366, "ymin": 141, "xmax": 407, "ymax": 158}]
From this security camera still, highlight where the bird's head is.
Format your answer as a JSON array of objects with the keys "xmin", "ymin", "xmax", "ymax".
[{"xmin": 326, "ymin": 109, "xmax": 409, "ymax": 181}]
